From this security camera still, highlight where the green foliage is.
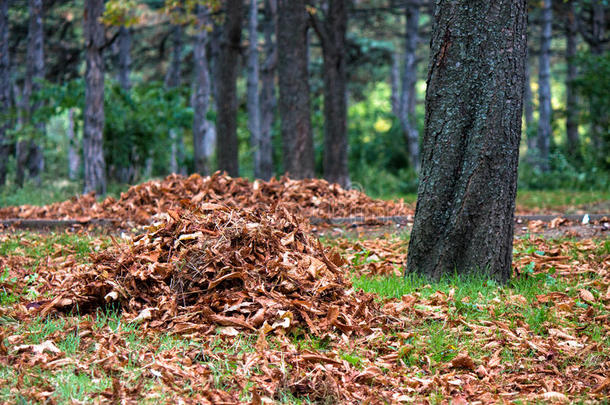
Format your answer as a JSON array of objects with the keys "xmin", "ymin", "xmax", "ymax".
[
  {"xmin": 518, "ymin": 151, "xmax": 610, "ymax": 191},
  {"xmin": 104, "ymin": 81, "xmax": 192, "ymax": 179},
  {"xmin": 573, "ymin": 51, "xmax": 610, "ymax": 170},
  {"xmin": 347, "ymin": 82, "xmax": 419, "ymax": 196}
]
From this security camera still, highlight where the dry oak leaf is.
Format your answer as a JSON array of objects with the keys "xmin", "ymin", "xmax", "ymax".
[
  {"xmin": 14, "ymin": 340, "xmax": 62, "ymax": 355},
  {"xmin": 538, "ymin": 391, "xmax": 569, "ymax": 403},
  {"xmin": 450, "ymin": 352, "xmax": 475, "ymax": 370},
  {"xmin": 579, "ymin": 289, "xmax": 595, "ymax": 303}
]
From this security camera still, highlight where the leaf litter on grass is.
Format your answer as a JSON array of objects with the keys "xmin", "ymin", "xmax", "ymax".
[
  {"xmin": 0, "ymin": 172, "xmax": 414, "ymax": 227},
  {"xmin": 0, "ymin": 176, "xmax": 609, "ymax": 402}
]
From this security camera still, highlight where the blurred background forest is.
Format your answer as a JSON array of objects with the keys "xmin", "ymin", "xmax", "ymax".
[{"xmin": 0, "ymin": 0, "xmax": 608, "ymax": 206}]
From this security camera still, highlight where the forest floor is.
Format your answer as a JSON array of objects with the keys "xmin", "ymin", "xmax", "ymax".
[{"xmin": 0, "ymin": 175, "xmax": 608, "ymax": 403}]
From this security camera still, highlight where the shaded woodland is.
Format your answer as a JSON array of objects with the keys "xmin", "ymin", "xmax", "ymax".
[{"xmin": 0, "ymin": 0, "xmax": 607, "ymax": 197}]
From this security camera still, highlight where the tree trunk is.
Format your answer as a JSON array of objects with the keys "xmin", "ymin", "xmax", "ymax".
[
  {"xmin": 17, "ymin": 0, "xmax": 45, "ymax": 187},
  {"xmin": 165, "ymin": 22, "xmax": 185, "ymax": 175},
  {"xmin": 247, "ymin": 0, "xmax": 263, "ymax": 178},
  {"xmin": 164, "ymin": 24, "xmax": 183, "ymax": 89},
  {"xmin": 216, "ymin": 0, "xmax": 243, "ymax": 177},
  {"xmin": 400, "ymin": 2, "xmax": 420, "ymax": 172},
  {"xmin": 391, "ymin": 51, "xmax": 400, "ymax": 117},
  {"xmin": 537, "ymin": 0, "xmax": 552, "ymax": 172},
  {"xmin": 590, "ymin": 0, "xmax": 605, "ymax": 55},
  {"xmin": 116, "ymin": 25, "xmax": 135, "ymax": 183},
  {"xmin": 83, "ymin": 0, "xmax": 107, "ymax": 195},
  {"xmin": 314, "ymin": 0, "xmax": 350, "ymax": 188},
  {"xmin": 565, "ymin": 1, "xmax": 579, "ymax": 158},
  {"xmin": 67, "ymin": 108, "xmax": 80, "ymax": 180},
  {"xmin": 117, "ymin": 26, "xmax": 132, "ymax": 91},
  {"xmin": 192, "ymin": 4, "xmax": 212, "ymax": 175},
  {"xmin": 259, "ymin": 0, "xmax": 277, "ymax": 180},
  {"xmin": 589, "ymin": 1, "xmax": 606, "ymax": 153},
  {"xmin": 277, "ymin": 0, "xmax": 314, "ymax": 179},
  {"xmin": 524, "ymin": 49, "xmax": 536, "ymax": 161},
  {"xmin": 0, "ymin": 0, "xmax": 10, "ymax": 186},
  {"xmin": 405, "ymin": 0, "xmax": 527, "ymax": 283}
]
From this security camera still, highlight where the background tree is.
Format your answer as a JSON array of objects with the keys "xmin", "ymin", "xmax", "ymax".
[
  {"xmin": 310, "ymin": 0, "xmax": 350, "ymax": 188},
  {"xmin": 536, "ymin": 0, "xmax": 552, "ymax": 172},
  {"xmin": 83, "ymin": 0, "xmax": 107, "ymax": 194},
  {"xmin": 277, "ymin": 0, "xmax": 314, "ymax": 179},
  {"xmin": 165, "ymin": 15, "xmax": 184, "ymax": 174},
  {"xmin": 406, "ymin": 0, "xmax": 527, "ymax": 282},
  {"xmin": 247, "ymin": 0, "xmax": 262, "ymax": 178},
  {"xmin": 216, "ymin": 0, "xmax": 243, "ymax": 176},
  {"xmin": 192, "ymin": 3, "xmax": 213, "ymax": 175},
  {"xmin": 259, "ymin": 0, "xmax": 276, "ymax": 180},
  {"xmin": 399, "ymin": 0, "xmax": 420, "ymax": 172},
  {"xmin": 16, "ymin": 0, "xmax": 44, "ymax": 187},
  {"xmin": 565, "ymin": 0, "xmax": 579, "ymax": 159},
  {"xmin": 0, "ymin": 0, "xmax": 10, "ymax": 186},
  {"xmin": 117, "ymin": 26, "xmax": 132, "ymax": 91}
]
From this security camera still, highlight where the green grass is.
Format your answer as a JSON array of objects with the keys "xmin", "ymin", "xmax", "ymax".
[
  {"xmin": 376, "ymin": 189, "xmax": 610, "ymax": 212},
  {"xmin": 0, "ymin": 178, "xmax": 131, "ymax": 208},
  {"xmin": 515, "ymin": 189, "xmax": 610, "ymax": 211},
  {"xmin": 0, "ymin": 232, "xmax": 110, "ymax": 261}
]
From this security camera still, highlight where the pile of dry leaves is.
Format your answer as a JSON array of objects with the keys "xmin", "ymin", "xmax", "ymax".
[
  {"xmin": 35, "ymin": 204, "xmax": 398, "ymax": 339},
  {"xmin": 0, "ymin": 172, "xmax": 413, "ymax": 226}
]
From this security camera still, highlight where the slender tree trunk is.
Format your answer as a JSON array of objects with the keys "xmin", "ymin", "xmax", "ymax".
[
  {"xmin": 589, "ymin": 1, "xmax": 605, "ymax": 153},
  {"xmin": 117, "ymin": 26, "xmax": 132, "ymax": 91},
  {"xmin": 406, "ymin": 0, "xmax": 527, "ymax": 283},
  {"xmin": 400, "ymin": 2, "xmax": 420, "ymax": 172},
  {"xmin": 259, "ymin": 0, "xmax": 277, "ymax": 180},
  {"xmin": 524, "ymin": 50, "xmax": 536, "ymax": 161},
  {"xmin": 192, "ymin": 4, "xmax": 212, "ymax": 175},
  {"xmin": 116, "ymin": 25, "xmax": 135, "ymax": 183},
  {"xmin": 537, "ymin": 0, "xmax": 552, "ymax": 172},
  {"xmin": 216, "ymin": 0, "xmax": 243, "ymax": 176},
  {"xmin": 247, "ymin": 0, "xmax": 263, "ymax": 178},
  {"xmin": 565, "ymin": 1, "xmax": 579, "ymax": 158},
  {"xmin": 391, "ymin": 51, "xmax": 400, "ymax": 117},
  {"xmin": 277, "ymin": 0, "xmax": 314, "ymax": 179},
  {"xmin": 83, "ymin": 0, "xmax": 107, "ymax": 195},
  {"xmin": 17, "ymin": 0, "xmax": 44, "ymax": 187},
  {"xmin": 0, "ymin": 0, "xmax": 10, "ymax": 186},
  {"xmin": 590, "ymin": 0, "xmax": 605, "ymax": 55},
  {"xmin": 67, "ymin": 108, "xmax": 80, "ymax": 180},
  {"xmin": 164, "ymin": 24, "xmax": 183, "ymax": 89},
  {"xmin": 165, "ymin": 22, "xmax": 185, "ymax": 174},
  {"xmin": 312, "ymin": 0, "xmax": 350, "ymax": 188}
]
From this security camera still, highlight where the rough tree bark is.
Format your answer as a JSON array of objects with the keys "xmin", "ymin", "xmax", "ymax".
[
  {"xmin": 192, "ymin": 4, "xmax": 212, "ymax": 175},
  {"xmin": 67, "ymin": 108, "xmax": 80, "ymax": 181},
  {"xmin": 311, "ymin": 0, "xmax": 350, "ymax": 188},
  {"xmin": 537, "ymin": 0, "xmax": 552, "ymax": 172},
  {"xmin": 247, "ymin": 0, "xmax": 262, "ymax": 178},
  {"xmin": 259, "ymin": 0, "xmax": 277, "ymax": 180},
  {"xmin": 17, "ymin": 0, "xmax": 45, "ymax": 187},
  {"xmin": 83, "ymin": 0, "xmax": 107, "ymax": 195},
  {"xmin": 117, "ymin": 26, "xmax": 132, "ymax": 91},
  {"xmin": 565, "ymin": 1, "xmax": 579, "ymax": 157},
  {"xmin": 405, "ymin": 0, "xmax": 527, "ymax": 283},
  {"xmin": 277, "ymin": 0, "xmax": 314, "ymax": 179},
  {"xmin": 216, "ymin": 0, "xmax": 243, "ymax": 177},
  {"xmin": 399, "ymin": 2, "xmax": 420, "ymax": 172},
  {"xmin": 0, "ymin": 0, "xmax": 10, "ymax": 186}
]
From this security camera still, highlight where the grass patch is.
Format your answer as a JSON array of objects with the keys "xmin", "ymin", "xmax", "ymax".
[{"xmin": 515, "ymin": 189, "xmax": 610, "ymax": 211}]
